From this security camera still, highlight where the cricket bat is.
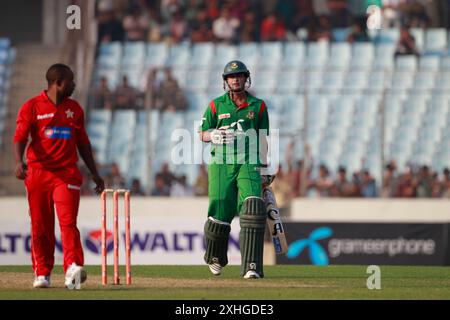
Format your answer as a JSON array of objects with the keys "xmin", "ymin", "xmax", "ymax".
[{"xmin": 262, "ymin": 186, "xmax": 288, "ymax": 255}]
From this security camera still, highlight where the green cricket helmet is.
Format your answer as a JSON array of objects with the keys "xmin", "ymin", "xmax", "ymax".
[{"xmin": 222, "ymin": 60, "xmax": 250, "ymax": 79}]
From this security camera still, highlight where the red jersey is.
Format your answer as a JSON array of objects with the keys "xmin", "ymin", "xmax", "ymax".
[{"xmin": 14, "ymin": 90, "xmax": 90, "ymax": 170}]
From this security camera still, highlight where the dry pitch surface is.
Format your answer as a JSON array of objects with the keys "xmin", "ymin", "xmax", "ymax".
[{"xmin": 0, "ymin": 265, "xmax": 450, "ymax": 299}]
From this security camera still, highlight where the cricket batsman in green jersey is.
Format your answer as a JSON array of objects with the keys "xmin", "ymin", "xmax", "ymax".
[{"xmin": 199, "ymin": 60, "xmax": 270, "ymax": 279}]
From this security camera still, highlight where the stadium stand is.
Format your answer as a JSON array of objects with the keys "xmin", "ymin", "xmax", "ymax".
[
  {"xmin": 0, "ymin": 38, "xmax": 15, "ymax": 149},
  {"xmin": 86, "ymin": 25, "xmax": 450, "ymax": 197}
]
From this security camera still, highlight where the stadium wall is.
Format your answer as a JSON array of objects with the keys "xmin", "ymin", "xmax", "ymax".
[{"xmin": 0, "ymin": 198, "xmax": 449, "ymax": 266}]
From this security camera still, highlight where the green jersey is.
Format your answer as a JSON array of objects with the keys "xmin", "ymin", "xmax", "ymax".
[{"xmin": 200, "ymin": 92, "xmax": 269, "ymax": 165}]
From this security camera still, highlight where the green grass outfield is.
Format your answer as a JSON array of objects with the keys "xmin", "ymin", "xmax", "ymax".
[{"xmin": 0, "ymin": 265, "xmax": 450, "ymax": 300}]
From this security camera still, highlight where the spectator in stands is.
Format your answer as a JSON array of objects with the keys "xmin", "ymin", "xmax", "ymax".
[
  {"xmin": 160, "ymin": 0, "xmax": 184, "ymax": 21},
  {"xmin": 395, "ymin": 166, "xmax": 417, "ymax": 197},
  {"xmin": 290, "ymin": 0, "xmax": 315, "ymax": 32},
  {"xmin": 156, "ymin": 162, "xmax": 176, "ymax": 188},
  {"xmin": 147, "ymin": 8, "xmax": 163, "ymax": 42},
  {"xmin": 155, "ymin": 67, "xmax": 187, "ymax": 112},
  {"xmin": 331, "ymin": 166, "xmax": 356, "ymax": 197},
  {"xmin": 307, "ymin": 15, "xmax": 333, "ymax": 42},
  {"xmin": 431, "ymin": 171, "xmax": 442, "ymax": 198},
  {"xmin": 167, "ymin": 9, "xmax": 188, "ymax": 43},
  {"xmin": 394, "ymin": 25, "xmax": 420, "ymax": 57},
  {"xmin": 212, "ymin": 6, "xmax": 240, "ymax": 43},
  {"xmin": 130, "ymin": 178, "xmax": 146, "ymax": 196},
  {"xmin": 416, "ymin": 165, "xmax": 433, "ymax": 197},
  {"xmin": 260, "ymin": 12, "xmax": 287, "ymax": 41},
  {"xmin": 238, "ymin": 11, "xmax": 259, "ymax": 42},
  {"xmin": 228, "ymin": 0, "xmax": 251, "ymax": 21},
  {"xmin": 151, "ymin": 173, "xmax": 171, "ymax": 196},
  {"xmin": 123, "ymin": 5, "xmax": 149, "ymax": 41},
  {"xmin": 399, "ymin": 0, "xmax": 430, "ymax": 28},
  {"xmin": 359, "ymin": 170, "xmax": 377, "ymax": 197},
  {"xmin": 311, "ymin": 164, "xmax": 334, "ymax": 197},
  {"xmin": 346, "ymin": 20, "xmax": 370, "ymax": 43},
  {"xmin": 328, "ymin": 0, "xmax": 352, "ymax": 28},
  {"xmin": 382, "ymin": 161, "xmax": 398, "ymax": 197},
  {"xmin": 97, "ymin": 2, "xmax": 125, "ymax": 43},
  {"xmin": 91, "ymin": 76, "xmax": 113, "ymax": 109},
  {"xmin": 105, "ymin": 162, "xmax": 126, "ymax": 189},
  {"xmin": 190, "ymin": 5, "xmax": 214, "ymax": 42},
  {"xmin": 171, "ymin": 175, "xmax": 194, "ymax": 196},
  {"xmin": 194, "ymin": 164, "xmax": 208, "ymax": 196},
  {"xmin": 114, "ymin": 76, "xmax": 138, "ymax": 109},
  {"xmin": 441, "ymin": 168, "xmax": 450, "ymax": 197}
]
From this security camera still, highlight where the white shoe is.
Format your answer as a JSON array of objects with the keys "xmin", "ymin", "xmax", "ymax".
[
  {"xmin": 65, "ymin": 263, "xmax": 87, "ymax": 290},
  {"xmin": 33, "ymin": 275, "xmax": 51, "ymax": 288},
  {"xmin": 244, "ymin": 270, "xmax": 261, "ymax": 279},
  {"xmin": 208, "ymin": 258, "xmax": 222, "ymax": 276}
]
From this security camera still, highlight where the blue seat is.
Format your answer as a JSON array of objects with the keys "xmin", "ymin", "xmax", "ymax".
[
  {"xmin": 425, "ymin": 28, "xmax": 447, "ymax": 53},
  {"xmin": 167, "ymin": 44, "xmax": 190, "ymax": 68},
  {"xmin": 395, "ymin": 56, "xmax": 417, "ymax": 71},
  {"xmin": 191, "ymin": 43, "xmax": 214, "ymax": 69},
  {"xmin": 283, "ymin": 42, "xmax": 305, "ymax": 69},
  {"xmin": 260, "ymin": 42, "xmax": 283, "ymax": 68},
  {"xmin": 351, "ymin": 43, "xmax": 374, "ymax": 69},
  {"xmin": 410, "ymin": 28, "xmax": 425, "ymax": 52},
  {"xmin": 419, "ymin": 56, "xmax": 440, "ymax": 71},
  {"xmin": 374, "ymin": 29, "xmax": 399, "ymax": 44},
  {"xmin": 276, "ymin": 70, "xmax": 300, "ymax": 94},
  {"xmin": 213, "ymin": 44, "xmax": 238, "ymax": 68},
  {"xmin": 238, "ymin": 42, "xmax": 260, "ymax": 70},
  {"xmin": 146, "ymin": 43, "xmax": 168, "ymax": 68},
  {"xmin": 332, "ymin": 28, "xmax": 351, "ymax": 42},
  {"xmin": 306, "ymin": 42, "xmax": 329, "ymax": 69},
  {"xmin": 328, "ymin": 43, "xmax": 351, "ymax": 69},
  {"xmin": 374, "ymin": 44, "xmax": 395, "ymax": 70}
]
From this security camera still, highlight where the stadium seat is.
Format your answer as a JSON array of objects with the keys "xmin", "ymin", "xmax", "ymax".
[
  {"xmin": 276, "ymin": 70, "xmax": 300, "ymax": 94},
  {"xmin": 306, "ymin": 41, "xmax": 329, "ymax": 70},
  {"xmin": 260, "ymin": 42, "xmax": 283, "ymax": 69},
  {"xmin": 351, "ymin": 43, "xmax": 375, "ymax": 69},
  {"xmin": 122, "ymin": 42, "xmax": 146, "ymax": 68},
  {"xmin": 410, "ymin": 28, "xmax": 425, "ymax": 52},
  {"xmin": 373, "ymin": 44, "xmax": 396, "ymax": 70},
  {"xmin": 146, "ymin": 42, "xmax": 169, "ymax": 68},
  {"xmin": 238, "ymin": 42, "xmax": 260, "ymax": 70},
  {"xmin": 332, "ymin": 28, "xmax": 351, "ymax": 42},
  {"xmin": 283, "ymin": 42, "xmax": 305, "ymax": 69},
  {"xmin": 328, "ymin": 43, "xmax": 351, "ymax": 69},
  {"xmin": 375, "ymin": 29, "xmax": 400, "ymax": 44},
  {"xmin": 419, "ymin": 55, "xmax": 440, "ymax": 71},
  {"xmin": 395, "ymin": 55, "xmax": 417, "ymax": 71},
  {"xmin": 190, "ymin": 43, "xmax": 215, "ymax": 69},
  {"xmin": 424, "ymin": 28, "xmax": 448, "ymax": 54},
  {"xmin": 167, "ymin": 44, "xmax": 190, "ymax": 68},
  {"xmin": 213, "ymin": 44, "xmax": 238, "ymax": 68}
]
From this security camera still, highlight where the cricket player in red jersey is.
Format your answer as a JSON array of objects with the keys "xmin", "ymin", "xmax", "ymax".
[{"xmin": 13, "ymin": 64, "xmax": 105, "ymax": 289}]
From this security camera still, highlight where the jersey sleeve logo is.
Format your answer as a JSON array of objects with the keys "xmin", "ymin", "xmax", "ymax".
[
  {"xmin": 44, "ymin": 127, "xmax": 73, "ymax": 139},
  {"xmin": 218, "ymin": 113, "xmax": 231, "ymax": 119},
  {"xmin": 65, "ymin": 109, "xmax": 74, "ymax": 118}
]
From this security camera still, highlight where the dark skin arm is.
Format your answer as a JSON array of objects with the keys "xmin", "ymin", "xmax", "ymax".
[
  {"xmin": 14, "ymin": 141, "xmax": 28, "ymax": 180},
  {"xmin": 77, "ymin": 143, "xmax": 105, "ymax": 195}
]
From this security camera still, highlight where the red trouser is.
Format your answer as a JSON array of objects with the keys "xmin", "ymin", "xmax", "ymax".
[{"xmin": 25, "ymin": 166, "xmax": 84, "ymax": 276}]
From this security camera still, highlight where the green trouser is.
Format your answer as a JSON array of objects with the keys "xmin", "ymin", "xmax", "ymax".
[
  {"xmin": 204, "ymin": 162, "xmax": 266, "ymax": 276},
  {"xmin": 207, "ymin": 163, "xmax": 262, "ymax": 223}
]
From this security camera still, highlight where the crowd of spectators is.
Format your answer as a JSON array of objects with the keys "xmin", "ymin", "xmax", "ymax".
[
  {"xmin": 90, "ymin": 66, "xmax": 187, "ymax": 111},
  {"xmin": 96, "ymin": 0, "xmax": 446, "ymax": 46}
]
